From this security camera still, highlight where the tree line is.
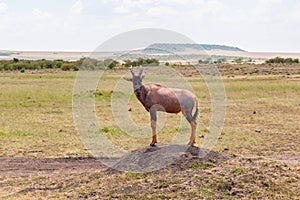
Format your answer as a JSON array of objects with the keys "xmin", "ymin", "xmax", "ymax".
[
  {"xmin": 0, "ymin": 58, "xmax": 81, "ymax": 72},
  {"xmin": 0, "ymin": 57, "xmax": 160, "ymax": 72},
  {"xmin": 265, "ymin": 57, "xmax": 299, "ymax": 64},
  {"xmin": 1, "ymin": 56, "xmax": 297, "ymax": 72}
]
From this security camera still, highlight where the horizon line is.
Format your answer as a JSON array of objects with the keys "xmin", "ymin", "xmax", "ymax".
[{"xmin": 2, "ymin": 48, "xmax": 300, "ymax": 54}]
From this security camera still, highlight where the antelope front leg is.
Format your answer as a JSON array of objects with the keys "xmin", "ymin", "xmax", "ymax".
[{"xmin": 150, "ymin": 106, "xmax": 157, "ymax": 146}]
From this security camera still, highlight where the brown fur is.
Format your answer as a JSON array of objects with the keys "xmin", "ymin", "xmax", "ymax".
[{"xmin": 125, "ymin": 66, "xmax": 199, "ymax": 146}]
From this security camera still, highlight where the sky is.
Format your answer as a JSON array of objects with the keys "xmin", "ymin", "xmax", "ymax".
[{"xmin": 0, "ymin": 0, "xmax": 299, "ymax": 52}]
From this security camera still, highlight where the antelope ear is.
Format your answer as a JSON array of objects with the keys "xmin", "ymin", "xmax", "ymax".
[{"xmin": 123, "ymin": 77, "xmax": 132, "ymax": 81}]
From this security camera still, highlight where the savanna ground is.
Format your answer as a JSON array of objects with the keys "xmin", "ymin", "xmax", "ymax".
[{"xmin": 0, "ymin": 63, "xmax": 299, "ymax": 199}]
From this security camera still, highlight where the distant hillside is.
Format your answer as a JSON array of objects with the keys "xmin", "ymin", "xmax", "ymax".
[{"xmin": 144, "ymin": 43, "xmax": 245, "ymax": 53}]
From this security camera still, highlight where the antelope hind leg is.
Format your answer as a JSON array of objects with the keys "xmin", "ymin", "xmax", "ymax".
[
  {"xmin": 182, "ymin": 109, "xmax": 196, "ymax": 146},
  {"xmin": 188, "ymin": 120, "xmax": 197, "ymax": 146}
]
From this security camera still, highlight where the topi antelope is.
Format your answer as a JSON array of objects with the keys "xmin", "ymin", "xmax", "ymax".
[{"xmin": 124, "ymin": 66, "xmax": 199, "ymax": 146}]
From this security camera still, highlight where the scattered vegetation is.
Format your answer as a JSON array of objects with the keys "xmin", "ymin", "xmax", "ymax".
[
  {"xmin": 233, "ymin": 57, "xmax": 243, "ymax": 64},
  {"xmin": 0, "ymin": 57, "xmax": 161, "ymax": 71},
  {"xmin": 265, "ymin": 57, "xmax": 299, "ymax": 64},
  {"xmin": 189, "ymin": 161, "xmax": 216, "ymax": 170},
  {"xmin": 122, "ymin": 58, "xmax": 159, "ymax": 67},
  {"xmin": 231, "ymin": 166, "xmax": 249, "ymax": 175},
  {"xmin": 198, "ymin": 57, "xmax": 229, "ymax": 64},
  {"xmin": 198, "ymin": 58, "xmax": 212, "ymax": 64},
  {"xmin": 2, "ymin": 56, "xmax": 299, "ymax": 73},
  {"xmin": 0, "ymin": 58, "xmax": 81, "ymax": 71}
]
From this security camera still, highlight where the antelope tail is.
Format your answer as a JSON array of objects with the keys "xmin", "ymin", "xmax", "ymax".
[{"xmin": 192, "ymin": 98, "xmax": 199, "ymax": 121}]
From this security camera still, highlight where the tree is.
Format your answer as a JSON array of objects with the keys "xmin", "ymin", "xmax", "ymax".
[
  {"xmin": 233, "ymin": 57, "xmax": 243, "ymax": 64},
  {"xmin": 107, "ymin": 60, "xmax": 118, "ymax": 69},
  {"xmin": 104, "ymin": 59, "xmax": 119, "ymax": 69}
]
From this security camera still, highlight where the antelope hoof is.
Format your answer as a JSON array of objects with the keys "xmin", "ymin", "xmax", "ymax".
[
  {"xmin": 150, "ymin": 142, "xmax": 157, "ymax": 147},
  {"xmin": 188, "ymin": 141, "xmax": 195, "ymax": 146}
]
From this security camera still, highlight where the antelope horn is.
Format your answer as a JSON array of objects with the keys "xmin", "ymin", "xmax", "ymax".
[
  {"xmin": 138, "ymin": 65, "xmax": 143, "ymax": 76},
  {"xmin": 130, "ymin": 66, "xmax": 135, "ymax": 76}
]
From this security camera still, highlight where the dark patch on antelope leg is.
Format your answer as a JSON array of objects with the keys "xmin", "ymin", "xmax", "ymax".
[
  {"xmin": 150, "ymin": 120, "xmax": 157, "ymax": 147},
  {"xmin": 150, "ymin": 106, "xmax": 157, "ymax": 146},
  {"xmin": 150, "ymin": 132, "xmax": 157, "ymax": 146}
]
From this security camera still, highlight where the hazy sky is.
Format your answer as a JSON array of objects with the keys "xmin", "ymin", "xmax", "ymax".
[{"xmin": 0, "ymin": 0, "xmax": 299, "ymax": 52}]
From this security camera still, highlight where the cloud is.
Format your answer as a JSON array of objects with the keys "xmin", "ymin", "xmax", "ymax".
[
  {"xmin": 147, "ymin": 6, "xmax": 178, "ymax": 16},
  {"xmin": 32, "ymin": 8, "xmax": 52, "ymax": 19},
  {"xmin": 70, "ymin": 0, "xmax": 83, "ymax": 15},
  {"xmin": 0, "ymin": 0, "xmax": 299, "ymax": 52},
  {"xmin": 0, "ymin": 2, "xmax": 8, "ymax": 13},
  {"xmin": 114, "ymin": 5, "xmax": 130, "ymax": 14}
]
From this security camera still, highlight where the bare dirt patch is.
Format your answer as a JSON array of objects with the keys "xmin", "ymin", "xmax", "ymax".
[
  {"xmin": 0, "ymin": 157, "xmax": 106, "ymax": 177},
  {"xmin": 0, "ymin": 145, "xmax": 229, "ymax": 177}
]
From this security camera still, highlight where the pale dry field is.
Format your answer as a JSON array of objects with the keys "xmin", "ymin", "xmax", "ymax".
[{"xmin": 1, "ymin": 49, "xmax": 300, "ymax": 61}]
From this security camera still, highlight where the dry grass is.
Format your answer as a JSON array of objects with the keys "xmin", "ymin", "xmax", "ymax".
[
  {"xmin": 0, "ymin": 64, "xmax": 299, "ymax": 199},
  {"xmin": 0, "ymin": 72, "xmax": 87, "ymax": 157}
]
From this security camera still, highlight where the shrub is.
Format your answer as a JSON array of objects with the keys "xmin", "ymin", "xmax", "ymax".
[
  {"xmin": 61, "ymin": 63, "xmax": 72, "ymax": 71},
  {"xmin": 73, "ymin": 66, "xmax": 79, "ymax": 71},
  {"xmin": 107, "ymin": 60, "xmax": 119, "ymax": 69},
  {"xmin": 233, "ymin": 57, "xmax": 243, "ymax": 64},
  {"xmin": 55, "ymin": 62, "xmax": 63, "ymax": 68},
  {"xmin": 198, "ymin": 58, "xmax": 212, "ymax": 64},
  {"xmin": 265, "ymin": 57, "xmax": 299, "ymax": 64},
  {"xmin": 123, "ymin": 58, "xmax": 159, "ymax": 67}
]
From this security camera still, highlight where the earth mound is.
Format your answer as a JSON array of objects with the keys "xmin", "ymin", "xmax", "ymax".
[{"xmin": 103, "ymin": 144, "xmax": 230, "ymax": 173}]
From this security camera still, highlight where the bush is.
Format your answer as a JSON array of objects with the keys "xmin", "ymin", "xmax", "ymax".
[
  {"xmin": 123, "ymin": 59, "xmax": 132, "ymax": 67},
  {"xmin": 233, "ymin": 57, "xmax": 243, "ymax": 64},
  {"xmin": 106, "ymin": 60, "xmax": 119, "ymax": 69},
  {"xmin": 73, "ymin": 66, "xmax": 79, "ymax": 71},
  {"xmin": 123, "ymin": 58, "xmax": 159, "ymax": 67},
  {"xmin": 265, "ymin": 57, "xmax": 299, "ymax": 64},
  {"xmin": 55, "ymin": 62, "xmax": 63, "ymax": 68},
  {"xmin": 198, "ymin": 59, "xmax": 211, "ymax": 64},
  {"xmin": 61, "ymin": 63, "xmax": 72, "ymax": 71}
]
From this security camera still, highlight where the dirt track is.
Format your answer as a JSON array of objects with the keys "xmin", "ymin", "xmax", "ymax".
[
  {"xmin": 0, "ymin": 145, "xmax": 230, "ymax": 176},
  {"xmin": 0, "ymin": 157, "xmax": 106, "ymax": 177}
]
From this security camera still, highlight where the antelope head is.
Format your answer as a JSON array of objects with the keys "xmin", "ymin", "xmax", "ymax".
[{"xmin": 124, "ymin": 65, "xmax": 145, "ymax": 97}]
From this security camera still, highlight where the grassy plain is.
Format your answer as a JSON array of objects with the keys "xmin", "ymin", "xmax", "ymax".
[{"xmin": 0, "ymin": 64, "xmax": 299, "ymax": 199}]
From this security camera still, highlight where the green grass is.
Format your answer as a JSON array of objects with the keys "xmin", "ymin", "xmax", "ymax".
[
  {"xmin": 1, "ymin": 70, "xmax": 299, "ymax": 157},
  {"xmin": 0, "ymin": 72, "xmax": 86, "ymax": 157},
  {"xmin": 189, "ymin": 161, "xmax": 216, "ymax": 170},
  {"xmin": 231, "ymin": 166, "xmax": 249, "ymax": 174},
  {"xmin": 225, "ymin": 78, "xmax": 300, "ymax": 100},
  {"xmin": 0, "ymin": 130, "xmax": 27, "ymax": 138}
]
